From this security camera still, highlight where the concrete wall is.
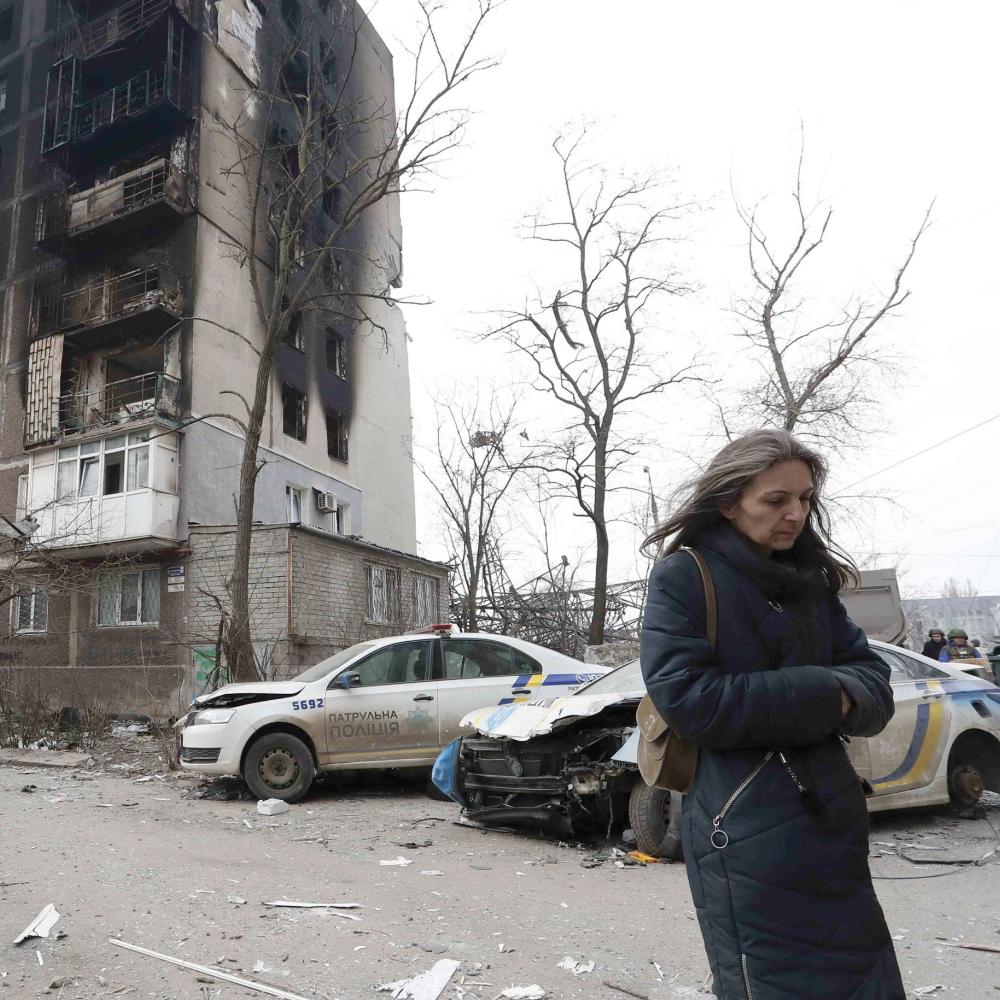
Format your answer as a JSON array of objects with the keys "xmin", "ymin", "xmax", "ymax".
[{"xmin": 191, "ymin": 0, "xmax": 418, "ymax": 552}]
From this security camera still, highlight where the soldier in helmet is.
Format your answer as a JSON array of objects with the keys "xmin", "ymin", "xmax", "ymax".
[{"xmin": 938, "ymin": 628, "xmax": 980, "ymax": 662}]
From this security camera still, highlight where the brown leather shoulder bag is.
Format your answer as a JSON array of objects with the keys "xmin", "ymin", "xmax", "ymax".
[{"xmin": 637, "ymin": 547, "xmax": 717, "ymax": 794}]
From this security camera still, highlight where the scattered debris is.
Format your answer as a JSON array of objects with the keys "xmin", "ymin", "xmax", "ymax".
[
  {"xmin": 0, "ymin": 749, "xmax": 93, "ymax": 769},
  {"xmin": 626, "ymin": 851, "xmax": 660, "ymax": 864},
  {"xmin": 108, "ymin": 938, "xmax": 311, "ymax": 1000},
  {"xmin": 557, "ymin": 957, "xmax": 595, "ymax": 975},
  {"xmin": 496, "ymin": 988, "xmax": 547, "ymax": 1000},
  {"xmin": 900, "ymin": 846, "xmax": 996, "ymax": 866},
  {"xmin": 262, "ymin": 901, "xmax": 361, "ymax": 920},
  {"xmin": 20, "ymin": 784, "xmax": 37, "ymax": 793},
  {"xmin": 112, "ymin": 723, "xmax": 151, "ymax": 737},
  {"xmin": 912, "ymin": 988, "xmax": 946, "ymax": 997},
  {"xmin": 377, "ymin": 959, "xmax": 461, "ymax": 1000},
  {"xmin": 395, "ymin": 839, "xmax": 433, "ymax": 849},
  {"xmin": 257, "ymin": 798, "xmax": 290, "ymax": 816},
  {"xmin": 13, "ymin": 904, "xmax": 60, "ymax": 945},
  {"xmin": 182, "ymin": 777, "xmax": 251, "ymax": 801},
  {"xmin": 602, "ymin": 982, "xmax": 649, "ymax": 1000},
  {"xmin": 46, "ymin": 975, "xmax": 80, "ymax": 990},
  {"xmin": 43, "ymin": 794, "xmax": 69, "ymax": 804},
  {"xmin": 419, "ymin": 870, "xmax": 445, "ymax": 877},
  {"xmin": 946, "ymin": 942, "xmax": 1000, "ymax": 954},
  {"xmin": 227, "ymin": 895, "xmax": 248, "ymax": 906},
  {"xmin": 379, "ymin": 856, "xmax": 413, "ymax": 867}
]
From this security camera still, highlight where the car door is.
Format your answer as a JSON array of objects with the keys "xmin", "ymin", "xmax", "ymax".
[
  {"xmin": 436, "ymin": 637, "xmax": 531, "ymax": 747},
  {"xmin": 321, "ymin": 639, "xmax": 439, "ymax": 766},
  {"xmin": 867, "ymin": 647, "xmax": 953, "ymax": 798}
]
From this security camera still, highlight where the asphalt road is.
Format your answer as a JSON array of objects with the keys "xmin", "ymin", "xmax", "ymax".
[{"xmin": 1, "ymin": 741, "xmax": 999, "ymax": 999}]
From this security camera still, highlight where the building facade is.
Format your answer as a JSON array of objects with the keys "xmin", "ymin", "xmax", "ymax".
[{"xmin": 0, "ymin": 0, "xmax": 443, "ymax": 713}]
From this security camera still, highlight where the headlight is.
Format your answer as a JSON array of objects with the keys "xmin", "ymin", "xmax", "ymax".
[{"xmin": 192, "ymin": 708, "xmax": 236, "ymax": 725}]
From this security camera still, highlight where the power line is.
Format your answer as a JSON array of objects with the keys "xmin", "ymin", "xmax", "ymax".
[{"xmin": 840, "ymin": 411, "xmax": 1000, "ymax": 491}]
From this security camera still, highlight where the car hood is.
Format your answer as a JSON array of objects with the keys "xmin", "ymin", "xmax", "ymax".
[
  {"xmin": 461, "ymin": 689, "xmax": 643, "ymax": 741},
  {"xmin": 194, "ymin": 682, "xmax": 305, "ymax": 708}
]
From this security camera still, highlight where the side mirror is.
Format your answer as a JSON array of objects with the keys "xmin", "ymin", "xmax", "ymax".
[{"xmin": 332, "ymin": 672, "xmax": 362, "ymax": 690}]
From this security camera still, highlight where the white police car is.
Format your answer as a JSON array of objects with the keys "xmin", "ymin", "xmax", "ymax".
[{"xmin": 179, "ymin": 625, "xmax": 608, "ymax": 801}]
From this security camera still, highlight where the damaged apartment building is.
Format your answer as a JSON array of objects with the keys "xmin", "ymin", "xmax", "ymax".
[{"xmin": 0, "ymin": 0, "xmax": 447, "ymax": 712}]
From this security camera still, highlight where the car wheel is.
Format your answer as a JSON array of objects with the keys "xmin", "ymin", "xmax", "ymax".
[
  {"xmin": 947, "ymin": 762, "xmax": 985, "ymax": 808},
  {"xmin": 243, "ymin": 732, "xmax": 315, "ymax": 803},
  {"xmin": 628, "ymin": 780, "xmax": 684, "ymax": 861}
]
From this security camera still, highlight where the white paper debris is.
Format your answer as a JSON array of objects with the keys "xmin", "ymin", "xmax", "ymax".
[
  {"xmin": 913, "ymin": 989, "xmax": 946, "ymax": 997},
  {"xmin": 377, "ymin": 959, "xmax": 461, "ymax": 1000},
  {"xmin": 13, "ymin": 905, "xmax": 60, "ymax": 945},
  {"xmin": 499, "ymin": 988, "xmax": 547, "ymax": 1000},
  {"xmin": 419, "ymin": 870, "xmax": 445, "ymax": 876},
  {"xmin": 557, "ymin": 957, "xmax": 595, "ymax": 975},
  {"xmin": 379, "ymin": 856, "xmax": 413, "ymax": 867}
]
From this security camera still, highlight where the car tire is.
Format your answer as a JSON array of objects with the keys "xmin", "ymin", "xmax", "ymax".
[
  {"xmin": 243, "ymin": 732, "xmax": 315, "ymax": 803},
  {"xmin": 628, "ymin": 780, "xmax": 684, "ymax": 861}
]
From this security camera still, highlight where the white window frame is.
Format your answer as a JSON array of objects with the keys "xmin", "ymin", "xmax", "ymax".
[
  {"xmin": 365, "ymin": 564, "xmax": 400, "ymax": 624},
  {"xmin": 11, "ymin": 587, "xmax": 47, "ymax": 634},
  {"xmin": 286, "ymin": 485, "xmax": 303, "ymax": 523},
  {"xmin": 15, "ymin": 473, "xmax": 28, "ymax": 520},
  {"xmin": 97, "ymin": 567, "xmax": 160, "ymax": 626},
  {"xmin": 56, "ymin": 431, "xmax": 151, "ymax": 502}
]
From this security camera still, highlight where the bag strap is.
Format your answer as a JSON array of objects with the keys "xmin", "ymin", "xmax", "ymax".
[{"xmin": 682, "ymin": 548, "xmax": 717, "ymax": 653}]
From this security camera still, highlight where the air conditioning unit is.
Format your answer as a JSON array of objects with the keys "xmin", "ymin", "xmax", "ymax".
[{"xmin": 316, "ymin": 490, "xmax": 338, "ymax": 513}]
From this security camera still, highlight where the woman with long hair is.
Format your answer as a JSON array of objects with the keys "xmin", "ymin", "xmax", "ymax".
[{"xmin": 640, "ymin": 429, "xmax": 903, "ymax": 999}]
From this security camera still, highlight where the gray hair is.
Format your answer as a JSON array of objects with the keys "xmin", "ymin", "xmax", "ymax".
[{"xmin": 642, "ymin": 429, "xmax": 856, "ymax": 591}]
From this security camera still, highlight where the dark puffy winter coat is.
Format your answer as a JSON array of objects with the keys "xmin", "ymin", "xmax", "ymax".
[{"xmin": 640, "ymin": 525, "xmax": 904, "ymax": 1000}]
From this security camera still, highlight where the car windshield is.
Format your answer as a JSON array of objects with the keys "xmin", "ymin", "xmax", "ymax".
[
  {"xmin": 576, "ymin": 659, "xmax": 644, "ymax": 697},
  {"xmin": 292, "ymin": 641, "xmax": 379, "ymax": 682}
]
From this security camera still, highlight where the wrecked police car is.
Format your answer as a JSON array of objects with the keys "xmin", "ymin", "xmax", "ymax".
[
  {"xmin": 179, "ymin": 625, "xmax": 608, "ymax": 801},
  {"xmin": 439, "ymin": 641, "xmax": 1000, "ymax": 858}
]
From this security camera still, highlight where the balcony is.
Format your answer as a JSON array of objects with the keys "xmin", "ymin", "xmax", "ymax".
[
  {"xmin": 76, "ymin": 0, "xmax": 172, "ymax": 58},
  {"xmin": 36, "ymin": 158, "xmax": 193, "ymax": 248},
  {"xmin": 26, "ymin": 429, "xmax": 181, "ymax": 556},
  {"xmin": 33, "ymin": 265, "xmax": 183, "ymax": 345},
  {"xmin": 74, "ymin": 62, "xmax": 188, "ymax": 146},
  {"xmin": 58, "ymin": 372, "xmax": 180, "ymax": 440}
]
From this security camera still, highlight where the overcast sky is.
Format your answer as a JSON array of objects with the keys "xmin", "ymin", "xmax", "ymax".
[{"xmin": 364, "ymin": 0, "xmax": 1000, "ymax": 599}]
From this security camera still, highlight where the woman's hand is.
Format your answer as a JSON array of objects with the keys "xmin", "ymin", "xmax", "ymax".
[{"xmin": 841, "ymin": 688, "xmax": 854, "ymax": 719}]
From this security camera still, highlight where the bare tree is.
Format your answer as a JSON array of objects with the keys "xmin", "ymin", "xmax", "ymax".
[
  {"xmin": 419, "ymin": 390, "xmax": 526, "ymax": 632},
  {"xmin": 204, "ymin": 0, "xmax": 502, "ymax": 679},
  {"xmin": 729, "ymin": 142, "xmax": 932, "ymax": 450},
  {"xmin": 488, "ymin": 131, "xmax": 701, "ymax": 645}
]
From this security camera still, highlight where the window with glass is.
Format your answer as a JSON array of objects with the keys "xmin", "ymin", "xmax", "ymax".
[
  {"xmin": 286, "ymin": 485, "xmax": 302, "ymax": 523},
  {"xmin": 97, "ymin": 567, "xmax": 160, "ymax": 626},
  {"xmin": 412, "ymin": 574, "xmax": 439, "ymax": 626},
  {"xmin": 442, "ymin": 638, "xmax": 519, "ymax": 680},
  {"xmin": 282, "ymin": 385, "xmax": 307, "ymax": 440},
  {"xmin": 57, "ymin": 432, "xmax": 151, "ymax": 501},
  {"xmin": 12, "ymin": 587, "xmax": 47, "ymax": 634},
  {"xmin": 351, "ymin": 640, "xmax": 432, "ymax": 686},
  {"xmin": 365, "ymin": 564, "xmax": 400, "ymax": 624}
]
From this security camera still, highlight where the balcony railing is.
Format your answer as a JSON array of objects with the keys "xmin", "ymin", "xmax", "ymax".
[
  {"xmin": 73, "ymin": 62, "xmax": 188, "ymax": 144},
  {"xmin": 58, "ymin": 372, "xmax": 180, "ymax": 437},
  {"xmin": 34, "ymin": 265, "xmax": 182, "ymax": 338},
  {"xmin": 36, "ymin": 159, "xmax": 192, "ymax": 245},
  {"xmin": 77, "ymin": 0, "xmax": 172, "ymax": 58}
]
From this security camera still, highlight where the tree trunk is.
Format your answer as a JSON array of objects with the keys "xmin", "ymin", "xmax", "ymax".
[
  {"xmin": 223, "ymin": 337, "xmax": 278, "ymax": 682},
  {"xmin": 588, "ymin": 439, "xmax": 609, "ymax": 646}
]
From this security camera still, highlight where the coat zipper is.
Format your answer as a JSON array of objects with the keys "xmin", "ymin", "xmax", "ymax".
[
  {"xmin": 741, "ymin": 954, "xmax": 755, "ymax": 1000},
  {"xmin": 710, "ymin": 751, "xmax": 773, "ymax": 849}
]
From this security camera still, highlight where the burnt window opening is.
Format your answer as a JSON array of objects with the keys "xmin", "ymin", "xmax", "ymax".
[
  {"xmin": 326, "ymin": 409, "xmax": 348, "ymax": 462},
  {"xmin": 281, "ymin": 0, "xmax": 301, "ymax": 31},
  {"xmin": 325, "ymin": 328, "xmax": 348, "ymax": 378},
  {"xmin": 282, "ymin": 384, "xmax": 307, "ymax": 441},
  {"xmin": 0, "ymin": 6, "xmax": 12, "ymax": 44},
  {"xmin": 281, "ymin": 296, "xmax": 304, "ymax": 349},
  {"xmin": 282, "ymin": 52, "xmax": 309, "ymax": 111},
  {"xmin": 322, "ymin": 55, "xmax": 336, "ymax": 86},
  {"xmin": 322, "ymin": 184, "xmax": 342, "ymax": 221},
  {"xmin": 321, "ymin": 109, "xmax": 343, "ymax": 148}
]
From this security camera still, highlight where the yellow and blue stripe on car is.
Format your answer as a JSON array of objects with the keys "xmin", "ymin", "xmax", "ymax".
[{"xmin": 498, "ymin": 672, "xmax": 604, "ymax": 704}]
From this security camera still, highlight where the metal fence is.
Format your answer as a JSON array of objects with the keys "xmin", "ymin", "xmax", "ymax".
[{"xmin": 58, "ymin": 371, "xmax": 180, "ymax": 435}]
